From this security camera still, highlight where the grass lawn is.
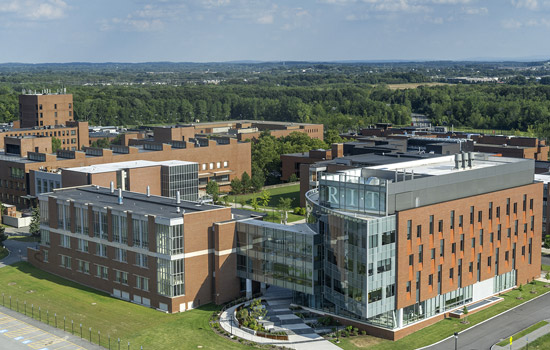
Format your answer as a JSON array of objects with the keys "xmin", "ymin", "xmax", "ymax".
[
  {"xmin": 0, "ymin": 262, "xmax": 253, "ymax": 350},
  {"xmin": 542, "ymin": 264, "xmax": 550, "ymax": 272},
  {"xmin": 496, "ymin": 320, "xmax": 548, "ymax": 346},
  {"xmin": 232, "ymin": 184, "xmax": 301, "ymax": 209},
  {"xmin": 334, "ymin": 282, "xmax": 550, "ymax": 350},
  {"xmin": 0, "ymin": 247, "xmax": 8, "ymax": 260},
  {"xmin": 8, "ymin": 235, "xmax": 40, "ymax": 242},
  {"xmin": 519, "ymin": 330, "xmax": 550, "ymax": 349}
]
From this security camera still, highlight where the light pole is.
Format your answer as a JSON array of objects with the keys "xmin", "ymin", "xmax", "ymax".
[{"xmin": 454, "ymin": 332, "xmax": 458, "ymax": 350}]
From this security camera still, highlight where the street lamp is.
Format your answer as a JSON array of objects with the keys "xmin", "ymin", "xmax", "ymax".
[{"xmin": 454, "ymin": 332, "xmax": 458, "ymax": 350}]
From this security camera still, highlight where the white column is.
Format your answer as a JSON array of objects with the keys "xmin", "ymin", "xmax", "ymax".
[
  {"xmin": 246, "ymin": 279, "xmax": 252, "ymax": 298},
  {"xmin": 397, "ymin": 308, "xmax": 403, "ymax": 328}
]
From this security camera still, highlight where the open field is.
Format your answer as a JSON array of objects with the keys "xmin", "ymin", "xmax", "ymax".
[
  {"xmin": 231, "ymin": 183, "xmax": 301, "ymax": 209},
  {"xmin": 335, "ymin": 282, "xmax": 550, "ymax": 350},
  {"xmin": 385, "ymin": 82, "xmax": 451, "ymax": 90},
  {"xmin": 0, "ymin": 262, "xmax": 252, "ymax": 350}
]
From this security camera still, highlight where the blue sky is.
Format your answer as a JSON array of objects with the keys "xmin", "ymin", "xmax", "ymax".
[{"xmin": 0, "ymin": 0, "xmax": 549, "ymax": 63}]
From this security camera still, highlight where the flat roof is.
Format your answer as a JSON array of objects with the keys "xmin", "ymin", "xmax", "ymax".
[
  {"xmin": 41, "ymin": 185, "xmax": 224, "ymax": 218},
  {"xmin": 65, "ymin": 160, "xmax": 197, "ymax": 174},
  {"xmin": 243, "ymin": 219, "xmax": 318, "ymax": 235}
]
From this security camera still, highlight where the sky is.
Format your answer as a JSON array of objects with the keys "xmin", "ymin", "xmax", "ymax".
[{"xmin": 0, "ymin": 0, "xmax": 550, "ymax": 63}]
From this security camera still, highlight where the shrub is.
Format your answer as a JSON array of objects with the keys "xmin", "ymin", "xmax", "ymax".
[{"xmin": 361, "ymin": 330, "xmax": 367, "ymax": 336}]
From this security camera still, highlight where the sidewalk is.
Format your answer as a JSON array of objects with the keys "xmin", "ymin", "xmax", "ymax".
[{"xmin": 492, "ymin": 319, "xmax": 550, "ymax": 350}]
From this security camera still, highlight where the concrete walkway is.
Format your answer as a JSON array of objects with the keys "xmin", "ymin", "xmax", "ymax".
[
  {"xmin": 491, "ymin": 319, "xmax": 550, "ymax": 350},
  {"xmin": 219, "ymin": 287, "xmax": 340, "ymax": 350}
]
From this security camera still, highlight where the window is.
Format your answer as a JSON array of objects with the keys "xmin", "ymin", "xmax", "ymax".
[
  {"xmin": 96, "ymin": 243, "xmax": 107, "ymax": 258},
  {"xmin": 523, "ymin": 195, "xmax": 527, "ymax": 211},
  {"xmin": 429, "ymin": 215, "xmax": 434, "ymax": 234},
  {"xmin": 428, "ymin": 274, "xmax": 433, "ymax": 286},
  {"xmin": 43, "ymin": 250, "xmax": 48, "ymax": 263},
  {"xmin": 497, "ymin": 206, "xmax": 500, "ymax": 218},
  {"xmin": 407, "ymin": 220, "xmax": 412, "ymax": 240},
  {"xmin": 96, "ymin": 265, "xmax": 108, "ymax": 279},
  {"xmin": 209, "ymin": 163, "xmax": 214, "ymax": 170},
  {"xmin": 449, "ymin": 268, "xmax": 454, "ymax": 279},
  {"xmin": 530, "ymin": 198, "xmax": 534, "ymax": 210},
  {"xmin": 416, "ymin": 225, "xmax": 422, "ymax": 238},
  {"xmin": 60, "ymin": 234, "xmax": 71, "ymax": 248},
  {"xmin": 507, "ymin": 228, "xmax": 511, "ymax": 238},
  {"xmin": 471, "ymin": 237, "xmax": 476, "ymax": 248},
  {"xmin": 60, "ymin": 255, "xmax": 71, "ymax": 269},
  {"xmin": 77, "ymin": 260, "xmax": 90, "ymax": 274},
  {"xmin": 409, "ymin": 254, "xmax": 414, "ymax": 266},
  {"xmin": 490, "ymin": 232, "xmax": 494, "ymax": 243},
  {"xmin": 470, "ymin": 206, "xmax": 474, "ymax": 224},
  {"xmin": 418, "ymin": 245, "xmax": 423, "ymax": 263},
  {"xmin": 480, "ymin": 229, "xmax": 484, "ymax": 246},
  {"xmin": 135, "ymin": 253, "xmax": 148, "ymax": 268},
  {"xmin": 136, "ymin": 276, "xmax": 149, "ymax": 291},
  {"xmin": 506, "ymin": 198, "xmax": 510, "ymax": 215},
  {"xmin": 450, "ymin": 210, "xmax": 455, "ymax": 229},
  {"xmin": 469, "ymin": 262, "xmax": 473, "ymax": 273},
  {"xmin": 438, "ymin": 220, "xmax": 443, "ymax": 233},
  {"xmin": 514, "ymin": 220, "xmax": 518, "ymax": 236},
  {"xmin": 440, "ymin": 239, "xmax": 444, "ymax": 257},
  {"xmin": 77, "ymin": 239, "xmax": 88, "ymax": 253},
  {"xmin": 216, "ymin": 162, "xmax": 221, "ymax": 169},
  {"xmin": 223, "ymin": 161, "xmax": 228, "ymax": 168},
  {"xmin": 531, "ymin": 216, "xmax": 535, "ymax": 231},
  {"xmin": 114, "ymin": 248, "xmax": 127, "ymax": 263},
  {"xmin": 386, "ymin": 284, "xmax": 395, "ymax": 297},
  {"xmin": 406, "ymin": 281, "xmax": 411, "ymax": 293},
  {"xmin": 459, "ymin": 215, "xmax": 463, "ymax": 228},
  {"xmin": 488, "ymin": 256, "xmax": 492, "ymax": 267},
  {"xmin": 368, "ymin": 288, "xmax": 383, "ymax": 303},
  {"xmin": 478, "ymin": 210, "xmax": 482, "ymax": 223},
  {"xmin": 381, "ymin": 231, "xmax": 395, "ymax": 245},
  {"xmin": 460, "ymin": 234, "xmax": 464, "ymax": 251},
  {"xmin": 513, "ymin": 202, "xmax": 517, "ymax": 214},
  {"xmin": 505, "ymin": 251, "xmax": 509, "ymax": 261},
  {"xmin": 133, "ymin": 218, "xmax": 149, "ymax": 249},
  {"xmin": 41, "ymin": 229, "xmax": 50, "ymax": 246},
  {"xmin": 202, "ymin": 163, "xmax": 206, "ymax": 171},
  {"xmin": 522, "ymin": 246, "xmax": 526, "ymax": 256},
  {"xmin": 497, "ymin": 224, "xmax": 502, "ymax": 240},
  {"xmin": 431, "ymin": 248, "xmax": 435, "ymax": 259},
  {"xmin": 489, "ymin": 202, "xmax": 493, "ymax": 220},
  {"xmin": 115, "ymin": 270, "xmax": 128, "ymax": 284}
]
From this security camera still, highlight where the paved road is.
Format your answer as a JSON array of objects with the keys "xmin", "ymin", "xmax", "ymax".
[
  {"xmin": 424, "ymin": 291, "xmax": 550, "ymax": 350},
  {"xmin": 542, "ymin": 253, "xmax": 550, "ymax": 267},
  {"xmin": 0, "ymin": 227, "xmax": 38, "ymax": 268}
]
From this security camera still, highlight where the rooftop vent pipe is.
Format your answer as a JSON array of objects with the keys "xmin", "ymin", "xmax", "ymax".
[
  {"xmin": 176, "ymin": 191, "xmax": 181, "ymax": 204},
  {"xmin": 110, "ymin": 181, "xmax": 114, "ymax": 194},
  {"xmin": 118, "ymin": 188, "xmax": 123, "ymax": 205},
  {"xmin": 146, "ymin": 186, "xmax": 151, "ymax": 197},
  {"xmin": 454, "ymin": 153, "xmax": 461, "ymax": 169}
]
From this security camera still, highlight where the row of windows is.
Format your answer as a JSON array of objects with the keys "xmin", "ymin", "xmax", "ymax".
[
  {"xmin": 52, "ymin": 254, "xmax": 149, "ymax": 291},
  {"xmin": 0, "ymin": 179, "xmax": 26, "ymax": 191},
  {"xmin": 2, "ymin": 129, "xmax": 77, "ymax": 138},
  {"xmin": 200, "ymin": 161, "xmax": 229, "ymax": 171},
  {"xmin": 31, "ymin": 103, "xmax": 72, "ymax": 110}
]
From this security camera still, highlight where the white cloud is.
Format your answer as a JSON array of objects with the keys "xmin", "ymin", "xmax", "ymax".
[
  {"xmin": 257, "ymin": 14, "xmax": 274, "ymax": 24},
  {"xmin": 0, "ymin": 0, "xmax": 67, "ymax": 20},
  {"xmin": 511, "ymin": 0, "xmax": 539, "ymax": 10},
  {"xmin": 501, "ymin": 19, "xmax": 523, "ymax": 29},
  {"xmin": 100, "ymin": 3, "xmax": 184, "ymax": 32},
  {"xmin": 463, "ymin": 6, "xmax": 488, "ymax": 15}
]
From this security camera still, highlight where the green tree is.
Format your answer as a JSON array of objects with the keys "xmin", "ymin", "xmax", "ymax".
[
  {"xmin": 289, "ymin": 173, "xmax": 299, "ymax": 183},
  {"xmin": 544, "ymin": 235, "xmax": 550, "ymax": 249},
  {"xmin": 51, "ymin": 137, "xmax": 62, "ymax": 153},
  {"xmin": 241, "ymin": 172, "xmax": 251, "ymax": 194},
  {"xmin": 29, "ymin": 207, "xmax": 41, "ymax": 237},
  {"xmin": 238, "ymin": 197, "xmax": 247, "ymax": 208},
  {"xmin": 251, "ymin": 173, "xmax": 265, "ymax": 192},
  {"xmin": 230, "ymin": 178, "xmax": 243, "ymax": 195},
  {"xmin": 90, "ymin": 138, "xmax": 111, "ymax": 149},
  {"xmin": 278, "ymin": 197, "xmax": 293, "ymax": 225},
  {"xmin": 250, "ymin": 197, "xmax": 259, "ymax": 211},
  {"xmin": 0, "ymin": 225, "xmax": 6, "ymax": 248},
  {"xmin": 260, "ymin": 190, "xmax": 271, "ymax": 211},
  {"xmin": 205, "ymin": 180, "xmax": 219, "ymax": 202}
]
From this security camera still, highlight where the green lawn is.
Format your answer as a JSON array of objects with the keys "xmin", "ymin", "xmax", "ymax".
[
  {"xmin": 8, "ymin": 235, "xmax": 40, "ymax": 242},
  {"xmin": 0, "ymin": 247, "xmax": 8, "ymax": 260},
  {"xmin": 231, "ymin": 184, "xmax": 301, "ymax": 209},
  {"xmin": 335, "ymin": 282, "xmax": 550, "ymax": 350},
  {"xmin": 542, "ymin": 264, "xmax": 550, "ymax": 272},
  {"xmin": 497, "ymin": 321, "xmax": 549, "ymax": 346},
  {"xmin": 519, "ymin": 330, "xmax": 550, "ymax": 349},
  {"xmin": 0, "ymin": 262, "xmax": 253, "ymax": 350}
]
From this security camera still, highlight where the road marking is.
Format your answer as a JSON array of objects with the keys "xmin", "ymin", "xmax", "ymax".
[{"xmin": 6, "ymin": 326, "xmax": 39, "ymax": 338}]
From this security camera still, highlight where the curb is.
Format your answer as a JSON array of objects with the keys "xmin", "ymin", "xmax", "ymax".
[{"xmin": 417, "ymin": 289, "xmax": 550, "ymax": 350}]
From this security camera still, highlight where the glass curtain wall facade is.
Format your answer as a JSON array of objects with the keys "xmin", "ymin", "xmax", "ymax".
[{"xmin": 161, "ymin": 163, "xmax": 199, "ymax": 201}]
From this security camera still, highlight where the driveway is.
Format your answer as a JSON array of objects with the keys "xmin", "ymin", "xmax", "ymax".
[
  {"xmin": 423, "ymin": 291, "xmax": 550, "ymax": 350},
  {"xmin": 0, "ymin": 227, "xmax": 38, "ymax": 268}
]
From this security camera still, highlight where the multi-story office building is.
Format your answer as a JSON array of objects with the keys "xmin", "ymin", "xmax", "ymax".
[
  {"xmin": 28, "ymin": 185, "xmax": 258, "ymax": 312},
  {"xmin": 27, "ymin": 155, "xmax": 542, "ymax": 339},
  {"xmin": 18, "ymin": 91, "xmax": 74, "ymax": 128}
]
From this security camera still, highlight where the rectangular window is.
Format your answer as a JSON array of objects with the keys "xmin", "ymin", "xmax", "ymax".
[
  {"xmin": 431, "ymin": 248, "xmax": 435, "ymax": 259},
  {"xmin": 409, "ymin": 254, "xmax": 414, "ymax": 266},
  {"xmin": 530, "ymin": 198, "xmax": 534, "ymax": 210},
  {"xmin": 60, "ymin": 234, "xmax": 71, "ymax": 248},
  {"xmin": 96, "ymin": 243, "xmax": 107, "ymax": 258},
  {"xmin": 523, "ymin": 195, "xmax": 527, "ymax": 211},
  {"xmin": 490, "ymin": 232, "xmax": 494, "ymax": 243},
  {"xmin": 460, "ymin": 234, "xmax": 464, "ymax": 251},
  {"xmin": 382, "ymin": 230, "xmax": 395, "ymax": 245},
  {"xmin": 440, "ymin": 239, "xmax": 444, "ymax": 257},
  {"xmin": 515, "ymin": 220, "xmax": 518, "ymax": 236},
  {"xmin": 135, "ymin": 253, "xmax": 148, "ymax": 268},
  {"xmin": 450, "ymin": 210, "xmax": 455, "ymax": 229},
  {"xmin": 497, "ymin": 206, "xmax": 500, "ymax": 218},
  {"xmin": 407, "ymin": 220, "xmax": 412, "ymax": 240},
  {"xmin": 416, "ymin": 225, "xmax": 421, "ymax": 238},
  {"xmin": 96, "ymin": 265, "xmax": 108, "ymax": 279},
  {"xmin": 472, "ymin": 237, "xmax": 476, "ymax": 248},
  {"xmin": 506, "ymin": 198, "xmax": 510, "ymax": 215},
  {"xmin": 469, "ymin": 262, "xmax": 473, "ymax": 273},
  {"xmin": 449, "ymin": 268, "xmax": 454, "ymax": 279},
  {"xmin": 114, "ymin": 248, "xmax": 127, "ymax": 263},
  {"xmin": 223, "ymin": 161, "xmax": 228, "ymax": 168},
  {"xmin": 41, "ymin": 229, "xmax": 50, "ymax": 246},
  {"xmin": 478, "ymin": 210, "xmax": 482, "ymax": 223},
  {"xmin": 429, "ymin": 215, "xmax": 434, "ymax": 234},
  {"xmin": 77, "ymin": 239, "xmax": 88, "ymax": 253},
  {"xmin": 114, "ymin": 270, "xmax": 128, "ymax": 285},
  {"xmin": 77, "ymin": 260, "xmax": 90, "ymax": 274},
  {"xmin": 505, "ymin": 251, "xmax": 509, "ymax": 261},
  {"xmin": 428, "ymin": 274, "xmax": 433, "ymax": 286},
  {"xmin": 136, "ymin": 276, "xmax": 149, "ymax": 291},
  {"xmin": 438, "ymin": 220, "xmax": 443, "ymax": 233},
  {"xmin": 513, "ymin": 202, "xmax": 517, "ymax": 214},
  {"xmin": 470, "ymin": 206, "xmax": 474, "ymax": 224},
  {"xmin": 451, "ymin": 242, "xmax": 456, "ymax": 254},
  {"xmin": 133, "ymin": 218, "xmax": 149, "ymax": 249},
  {"xmin": 459, "ymin": 215, "xmax": 463, "ymax": 227},
  {"xmin": 488, "ymin": 256, "xmax": 492, "ymax": 267},
  {"xmin": 531, "ymin": 216, "xmax": 535, "ymax": 231},
  {"xmin": 480, "ymin": 229, "xmax": 484, "ymax": 246},
  {"xmin": 419, "ymin": 245, "xmax": 423, "ymax": 263},
  {"xmin": 497, "ymin": 224, "xmax": 502, "ymax": 240},
  {"xmin": 507, "ymin": 228, "xmax": 511, "ymax": 238},
  {"xmin": 43, "ymin": 250, "xmax": 48, "ymax": 262},
  {"xmin": 60, "ymin": 255, "xmax": 71, "ymax": 269},
  {"xmin": 406, "ymin": 281, "xmax": 411, "ymax": 293},
  {"xmin": 489, "ymin": 202, "xmax": 493, "ymax": 220}
]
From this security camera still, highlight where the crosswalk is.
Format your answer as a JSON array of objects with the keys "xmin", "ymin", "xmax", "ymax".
[{"xmin": 0, "ymin": 311, "xmax": 85, "ymax": 350}]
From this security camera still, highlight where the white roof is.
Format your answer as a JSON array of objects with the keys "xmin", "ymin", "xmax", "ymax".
[{"xmin": 65, "ymin": 160, "xmax": 196, "ymax": 174}]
